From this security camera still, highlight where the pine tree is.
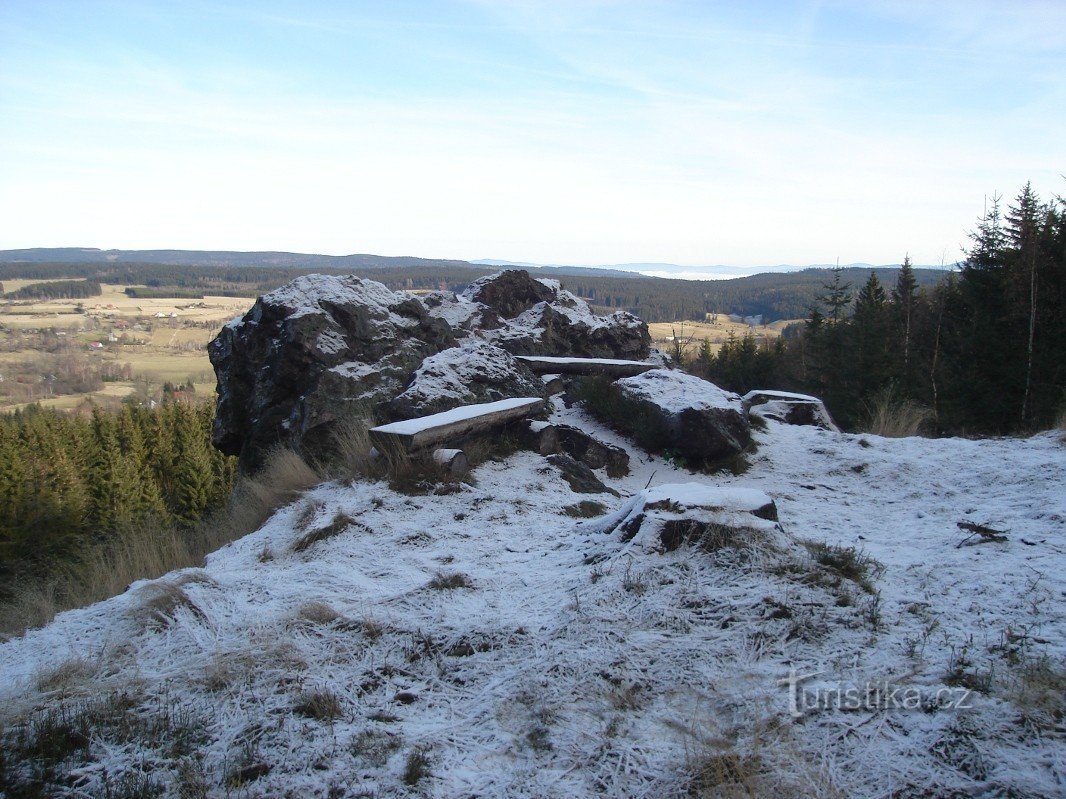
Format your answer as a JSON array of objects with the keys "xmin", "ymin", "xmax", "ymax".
[
  {"xmin": 116, "ymin": 406, "xmax": 169, "ymax": 522},
  {"xmin": 170, "ymin": 404, "xmax": 214, "ymax": 525},
  {"xmin": 1004, "ymin": 182, "xmax": 1047, "ymax": 425},
  {"xmin": 891, "ymin": 256, "xmax": 920, "ymax": 389},
  {"xmin": 852, "ymin": 271, "xmax": 890, "ymax": 400}
]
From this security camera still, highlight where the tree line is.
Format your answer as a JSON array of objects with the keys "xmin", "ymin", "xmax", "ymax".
[
  {"xmin": 689, "ymin": 183, "xmax": 1066, "ymax": 434},
  {"xmin": 0, "ymin": 402, "xmax": 236, "ymax": 590},
  {"xmin": 0, "ymin": 260, "xmax": 948, "ymax": 324},
  {"xmin": 3, "ymin": 279, "xmax": 101, "ymax": 300}
]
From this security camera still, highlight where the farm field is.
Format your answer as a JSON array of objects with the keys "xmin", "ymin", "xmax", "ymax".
[
  {"xmin": 0, "ymin": 285, "xmax": 253, "ymax": 411},
  {"xmin": 648, "ymin": 316, "xmax": 798, "ymax": 353}
]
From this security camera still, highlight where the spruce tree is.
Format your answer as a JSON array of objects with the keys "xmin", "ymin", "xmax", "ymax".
[
  {"xmin": 171, "ymin": 404, "xmax": 214, "ymax": 525},
  {"xmin": 891, "ymin": 256, "xmax": 920, "ymax": 391},
  {"xmin": 852, "ymin": 271, "xmax": 890, "ymax": 400}
]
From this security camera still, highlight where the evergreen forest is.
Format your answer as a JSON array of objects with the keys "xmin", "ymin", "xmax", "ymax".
[
  {"xmin": 0, "ymin": 402, "xmax": 236, "ymax": 597},
  {"xmin": 687, "ymin": 183, "xmax": 1066, "ymax": 434}
]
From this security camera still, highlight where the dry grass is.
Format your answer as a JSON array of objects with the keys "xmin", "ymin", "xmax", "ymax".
[
  {"xmin": 294, "ymin": 688, "xmax": 345, "ymax": 722},
  {"xmin": 292, "ymin": 512, "xmax": 361, "ymax": 553},
  {"xmin": 325, "ymin": 411, "xmax": 378, "ymax": 478},
  {"xmin": 402, "ymin": 748, "xmax": 432, "ymax": 786},
  {"xmin": 427, "ymin": 571, "xmax": 474, "ymax": 590},
  {"xmin": 675, "ymin": 701, "xmax": 844, "ymax": 799},
  {"xmin": 0, "ymin": 447, "xmax": 322, "ymax": 638},
  {"xmin": 861, "ymin": 387, "xmax": 933, "ymax": 438},
  {"xmin": 295, "ymin": 601, "xmax": 343, "ymax": 626},
  {"xmin": 1008, "ymin": 655, "xmax": 1066, "ymax": 730}
]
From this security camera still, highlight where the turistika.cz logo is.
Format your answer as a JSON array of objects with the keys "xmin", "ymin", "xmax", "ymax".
[{"xmin": 778, "ymin": 668, "xmax": 974, "ymax": 718}]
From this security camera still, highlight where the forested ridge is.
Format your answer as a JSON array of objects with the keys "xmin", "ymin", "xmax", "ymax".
[
  {"xmin": 0, "ymin": 260, "xmax": 945, "ymax": 323},
  {"xmin": 689, "ymin": 183, "xmax": 1066, "ymax": 434}
]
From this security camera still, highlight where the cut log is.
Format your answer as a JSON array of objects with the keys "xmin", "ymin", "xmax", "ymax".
[
  {"xmin": 515, "ymin": 356, "xmax": 657, "ymax": 378},
  {"xmin": 433, "ymin": 448, "xmax": 470, "ymax": 477},
  {"xmin": 518, "ymin": 420, "xmax": 560, "ymax": 455},
  {"xmin": 369, "ymin": 397, "xmax": 545, "ymax": 453},
  {"xmin": 541, "ymin": 373, "xmax": 566, "ymax": 396}
]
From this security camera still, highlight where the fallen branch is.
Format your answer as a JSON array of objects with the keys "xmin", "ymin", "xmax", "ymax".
[{"xmin": 956, "ymin": 520, "xmax": 1008, "ymax": 547}]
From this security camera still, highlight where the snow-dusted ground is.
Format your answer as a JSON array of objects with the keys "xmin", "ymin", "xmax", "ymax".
[{"xmin": 1, "ymin": 401, "xmax": 1063, "ymax": 798}]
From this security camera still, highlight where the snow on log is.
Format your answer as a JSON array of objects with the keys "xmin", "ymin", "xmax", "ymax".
[{"xmin": 369, "ymin": 397, "xmax": 545, "ymax": 453}]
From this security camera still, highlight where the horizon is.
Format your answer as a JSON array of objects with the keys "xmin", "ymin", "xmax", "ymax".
[
  {"xmin": 0, "ymin": 244, "xmax": 958, "ymax": 281},
  {"xmin": 1, "ymin": 1, "xmax": 1062, "ymax": 265}
]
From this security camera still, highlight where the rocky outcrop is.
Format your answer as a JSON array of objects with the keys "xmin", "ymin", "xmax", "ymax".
[
  {"xmin": 209, "ymin": 274, "xmax": 453, "ymax": 471},
  {"xmin": 388, "ymin": 339, "xmax": 544, "ymax": 420},
  {"xmin": 461, "ymin": 269, "xmax": 555, "ymax": 318},
  {"xmin": 426, "ymin": 270, "xmax": 651, "ymax": 360},
  {"xmin": 588, "ymin": 483, "xmax": 784, "ymax": 555},
  {"xmin": 743, "ymin": 390, "xmax": 840, "ymax": 432},
  {"xmin": 211, "ymin": 269, "xmax": 650, "ymax": 471},
  {"xmin": 605, "ymin": 370, "xmax": 751, "ymax": 465}
]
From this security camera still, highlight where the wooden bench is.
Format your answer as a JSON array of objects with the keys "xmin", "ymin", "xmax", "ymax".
[
  {"xmin": 369, "ymin": 397, "xmax": 545, "ymax": 454},
  {"xmin": 515, "ymin": 355, "xmax": 657, "ymax": 378}
]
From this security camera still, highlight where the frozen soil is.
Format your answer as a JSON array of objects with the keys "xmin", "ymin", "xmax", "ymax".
[{"xmin": 1, "ymin": 400, "xmax": 1063, "ymax": 798}]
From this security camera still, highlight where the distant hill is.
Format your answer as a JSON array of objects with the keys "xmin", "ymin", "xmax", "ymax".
[
  {"xmin": 0, "ymin": 247, "xmax": 477, "ymax": 270},
  {"xmin": 0, "ymin": 248, "xmax": 641, "ymax": 280},
  {"xmin": 0, "ymin": 249, "xmax": 955, "ymax": 322}
]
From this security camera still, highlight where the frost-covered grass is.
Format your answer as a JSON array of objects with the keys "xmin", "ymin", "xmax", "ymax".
[{"xmin": 0, "ymin": 401, "xmax": 1062, "ymax": 797}]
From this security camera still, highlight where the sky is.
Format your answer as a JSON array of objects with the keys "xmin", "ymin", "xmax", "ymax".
[{"xmin": 0, "ymin": 1, "xmax": 1063, "ymax": 268}]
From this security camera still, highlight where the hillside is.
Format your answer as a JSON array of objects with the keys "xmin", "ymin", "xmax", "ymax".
[{"xmin": 0, "ymin": 401, "xmax": 1062, "ymax": 797}]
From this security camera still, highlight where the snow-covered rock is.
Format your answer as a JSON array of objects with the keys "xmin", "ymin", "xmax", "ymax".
[
  {"xmin": 388, "ymin": 339, "xmax": 545, "ymax": 420},
  {"xmin": 609, "ymin": 369, "xmax": 751, "ymax": 464},
  {"xmin": 587, "ymin": 482, "xmax": 786, "ymax": 555},
  {"xmin": 427, "ymin": 270, "xmax": 652, "ymax": 360},
  {"xmin": 554, "ymin": 424, "xmax": 630, "ymax": 477},
  {"xmin": 743, "ymin": 389, "xmax": 840, "ymax": 432},
  {"xmin": 209, "ymin": 274, "xmax": 454, "ymax": 470}
]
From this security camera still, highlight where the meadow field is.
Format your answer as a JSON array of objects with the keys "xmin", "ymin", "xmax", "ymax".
[
  {"xmin": 0, "ymin": 284, "xmax": 253, "ymax": 411},
  {"xmin": 648, "ymin": 316, "xmax": 796, "ymax": 354}
]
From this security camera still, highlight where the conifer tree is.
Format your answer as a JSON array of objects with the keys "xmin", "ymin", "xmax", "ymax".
[
  {"xmin": 891, "ymin": 256, "xmax": 920, "ymax": 390},
  {"xmin": 171, "ymin": 404, "xmax": 214, "ymax": 525}
]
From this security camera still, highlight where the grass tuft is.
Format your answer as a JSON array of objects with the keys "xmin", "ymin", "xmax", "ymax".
[
  {"xmin": 0, "ymin": 446, "xmax": 322, "ymax": 638},
  {"xmin": 402, "ymin": 748, "xmax": 432, "ymax": 786},
  {"xmin": 803, "ymin": 541, "xmax": 883, "ymax": 594},
  {"xmin": 861, "ymin": 386, "xmax": 933, "ymax": 438},
  {"xmin": 427, "ymin": 571, "xmax": 474, "ymax": 590},
  {"xmin": 294, "ymin": 688, "xmax": 345, "ymax": 722},
  {"xmin": 563, "ymin": 500, "xmax": 608, "ymax": 518}
]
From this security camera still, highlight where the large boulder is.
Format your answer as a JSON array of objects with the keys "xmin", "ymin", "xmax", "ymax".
[
  {"xmin": 597, "ymin": 369, "xmax": 751, "ymax": 465},
  {"xmin": 388, "ymin": 339, "xmax": 545, "ymax": 419},
  {"xmin": 424, "ymin": 270, "xmax": 651, "ymax": 360},
  {"xmin": 461, "ymin": 269, "xmax": 555, "ymax": 318},
  {"xmin": 210, "ymin": 274, "xmax": 454, "ymax": 471},
  {"xmin": 743, "ymin": 390, "xmax": 840, "ymax": 432}
]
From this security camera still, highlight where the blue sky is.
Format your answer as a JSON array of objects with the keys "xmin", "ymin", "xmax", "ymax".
[{"xmin": 1, "ymin": 1, "xmax": 1063, "ymax": 267}]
